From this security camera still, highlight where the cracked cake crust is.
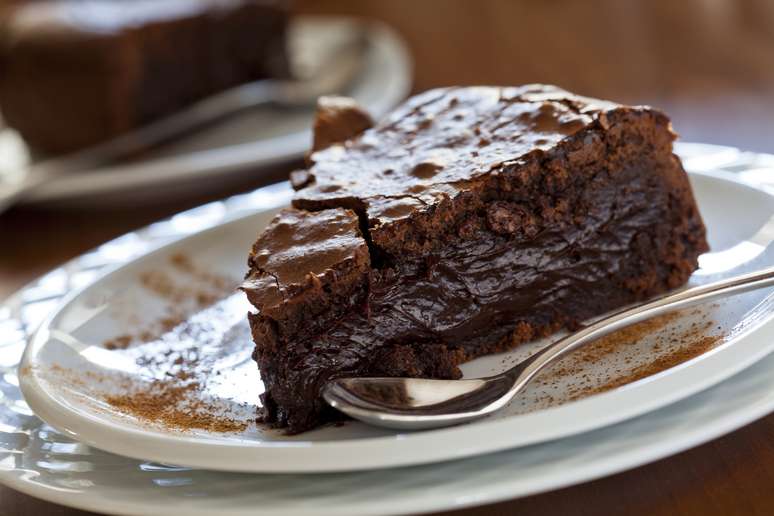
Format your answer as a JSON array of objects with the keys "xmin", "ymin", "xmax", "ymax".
[{"xmin": 243, "ymin": 84, "xmax": 709, "ymax": 433}]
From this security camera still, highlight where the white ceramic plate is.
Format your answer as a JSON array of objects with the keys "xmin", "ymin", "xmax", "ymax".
[
  {"xmin": 5, "ymin": 349, "xmax": 774, "ymax": 516},
  {"xmin": 0, "ymin": 16, "xmax": 411, "ymax": 206},
  {"xmin": 17, "ymin": 164, "xmax": 774, "ymax": 473},
  {"xmin": 4, "ymin": 143, "xmax": 774, "ymax": 515}
]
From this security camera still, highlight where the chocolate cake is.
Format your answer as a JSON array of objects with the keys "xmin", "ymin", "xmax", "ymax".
[
  {"xmin": 242, "ymin": 85, "xmax": 709, "ymax": 433},
  {"xmin": 0, "ymin": 0, "xmax": 289, "ymax": 154}
]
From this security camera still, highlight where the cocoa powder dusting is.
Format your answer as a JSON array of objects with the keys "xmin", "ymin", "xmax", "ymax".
[
  {"xmin": 104, "ymin": 254, "xmax": 238, "ymax": 350},
  {"xmin": 540, "ymin": 307, "xmax": 724, "ymax": 405},
  {"xmin": 105, "ymin": 375, "xmax": 248, "ymax": 433},
  {"xmin": 89, "ymin": 258, "xmax": 254, "ymax": 433},
  {"xmin": 545, "ymin": 312, "xmax": 681, "ymax": 380},
  {"xmin": 577, "ymin": 335, "xmax": 721, "ymax": 399}
]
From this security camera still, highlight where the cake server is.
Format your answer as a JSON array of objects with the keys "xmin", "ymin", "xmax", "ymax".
[{"xmin": 323, "ymin": 263, "xmax": 774, "ymax": 430}]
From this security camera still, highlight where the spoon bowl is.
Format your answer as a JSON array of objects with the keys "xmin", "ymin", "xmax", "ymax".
[{"xmin": 323, "ymin": 376, "xmax": 513, "ymax": 430}]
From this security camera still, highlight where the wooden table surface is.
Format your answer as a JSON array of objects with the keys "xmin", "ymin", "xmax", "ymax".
[{"xmin": 5, "ymin": 0, "xmax": 774, "ymax": 514}]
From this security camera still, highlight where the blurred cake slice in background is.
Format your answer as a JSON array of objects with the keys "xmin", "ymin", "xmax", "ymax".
[{"xmin": 0, "ymin": 0, "xmax": 289, "ymax": 154}]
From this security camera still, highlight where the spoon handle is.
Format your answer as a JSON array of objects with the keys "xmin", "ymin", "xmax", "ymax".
[{"xmin": 503, "ymin": 265, "xmax": 774, "ymax": 402}]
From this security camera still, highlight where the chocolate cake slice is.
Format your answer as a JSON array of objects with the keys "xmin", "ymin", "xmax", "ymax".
[
  {"xmin": 0, "ymin": 0, "xmax": 289, "ymax": 154},
  {"xmin": 243, "ymin": 85, "xmax": 709, "ymax": 433}
]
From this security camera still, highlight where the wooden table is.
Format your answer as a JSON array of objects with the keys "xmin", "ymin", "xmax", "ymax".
[{"xmin": 5, "ymin": 0, "xmax": 774, "ymax": 513}]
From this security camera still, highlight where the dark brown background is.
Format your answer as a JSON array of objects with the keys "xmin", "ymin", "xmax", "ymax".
[
  {"xmin": 4, "ymin": 0, "xmax": 774, "ymax": 514},
  {"xmin": 298, "ymin": 0, "xmax": 774, "ymax": 154}
]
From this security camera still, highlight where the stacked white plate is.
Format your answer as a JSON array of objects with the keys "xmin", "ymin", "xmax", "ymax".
[{"xmin": 3, "ymin": 143, "xmax": 774, "ymax": 515}]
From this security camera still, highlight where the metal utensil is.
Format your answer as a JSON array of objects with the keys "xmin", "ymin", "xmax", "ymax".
[
  {"xmin": 0, "ymin": 27, "xmax": 369, "ymax": 213},
  {"xmin": 323, "ymin": 265, "xmax": 774, "ymax": 430}
]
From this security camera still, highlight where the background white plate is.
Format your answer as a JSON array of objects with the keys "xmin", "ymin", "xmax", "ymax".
[
  {"xmin": 17, "ymin": 160, "xmax": 774, "ymax": 473},
  {"xmin": 0, "ymin": 16, "xmax": 411, "ymax": 206},
  {"xmin": 4, "ymin": 143, "xmax": 774, "ymax": 514}
]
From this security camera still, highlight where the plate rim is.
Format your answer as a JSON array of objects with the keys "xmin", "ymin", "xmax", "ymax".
[
  {"xmin": 17, "ymin": 167, "xmax": 774, "ymax": 473},
  {"xmin": 6, "ymin": 369, "xmax": 774, "ymax": 516}
]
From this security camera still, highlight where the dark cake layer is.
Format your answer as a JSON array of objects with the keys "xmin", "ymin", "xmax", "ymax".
[
  {"xmin": 243, "ymin": 85, "xmax": 709, "ymax": 433},
  {"xmin": 0, "ymin": 0, "xmax": 289, "ymax": 154}
]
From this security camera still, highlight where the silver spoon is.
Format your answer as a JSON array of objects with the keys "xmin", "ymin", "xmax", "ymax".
[{"xmin": 323, "ymin": 265, "xmax": 774, "ymax": 430}]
